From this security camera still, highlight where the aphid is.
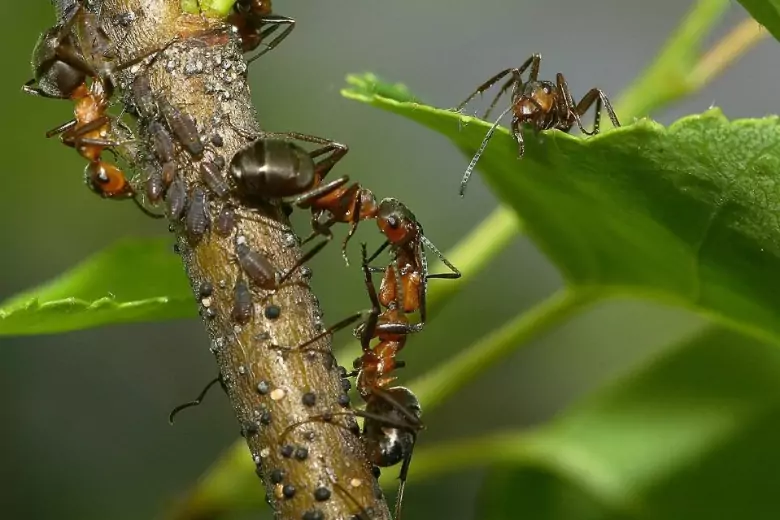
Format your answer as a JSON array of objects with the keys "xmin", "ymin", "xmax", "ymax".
[
  {"xmin": 231, "ymin": 277, "xmax": 254, "ymax": 324},
  {"xmin": 215, "ymin": 204, "xmax": 236, "ymax": 236},
  {"xmin": 24, "ymin": 2, "xmax": 178, "ymax": 216},
  {"xmin": 145, "ymin": 169, "xmax": 165, "ymax": 203},
  {"xmin": 166, "ymin": 175, "xmax": 187, "ymax": 219},
  {"xmin": 130, "ymin": 73, "xmax": 157, "ymax": 119},
  {"xmin": 158, "ymin": 97, "xmax": 204, "ymax": 159},
  {"xmin": 228, "ymin": 0, "xmax": 296, "ymax": 64},
  {"xmin": 456, "ymin": 53, "xmax": 620, "ymax": 196},
  {"xmin": 148, "ymin": 120, "xmax": 176, "ymax": 163},
  {"xmin": 235, "ymin": 236, "xmax": 277, "ymax": 290},
  {"xmin": 200, "ymin": 160, "xmax": 231, "ymax": 199},
  {"xmin": 185, "ymin": 186, "xmax": 210, "ymax": 241}
]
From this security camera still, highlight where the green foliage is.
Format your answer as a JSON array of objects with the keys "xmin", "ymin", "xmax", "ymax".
[
  {"xmin": 737, "ymin": 0, "xmax": 780, "ymax": 41},
  {"xmin": 344, "ymin": 78, "xmax": 780, "ymax": 346},
  {"xmin": 7, "ymin": 0, "xmax": 780, "ymax": 519},
  {"xmin": 474, "ymin": 327, "xmax": 780, "ymax": 520},
  {"xmin": 0, "ymin": 238, "xmax": 192, "ymax": 336}
]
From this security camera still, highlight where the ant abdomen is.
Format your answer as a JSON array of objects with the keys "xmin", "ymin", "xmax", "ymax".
[
  {"xmin": 230, "ymin": 139, "xmax": 316, "ymax": 199},
  {"xmin": 363, "ymin": 387, "xmax": 422, "ymax": 468}
]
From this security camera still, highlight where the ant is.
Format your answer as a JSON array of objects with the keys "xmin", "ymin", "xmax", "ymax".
[
  {"xmin": 281, "ymin": 197, "xmax": 461, "ymax": 329},
  {"xmin": 282, "ymin": 244, "xmax": 424, "ymax": 520},
  {"xmin": 228, "ymin": 131, "xmax": 381, "ymax": 265},
  {"xmin": 455, "ymin": 53, "xmax": 621, "ymax": 196},
  {"xmin": 228, "ymin": 0, "xmax": 296, "ymax": 64},
  {"xmin": 24, "ymin": 1, "xmax": 180, "ymax": 216}
]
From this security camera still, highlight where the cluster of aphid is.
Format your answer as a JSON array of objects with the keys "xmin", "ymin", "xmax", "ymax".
[{"xmin": 25, "ymin": 2, "xmax": 619, "ymax": 519}]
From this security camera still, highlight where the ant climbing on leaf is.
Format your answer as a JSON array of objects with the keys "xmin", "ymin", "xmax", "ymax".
[{"xmin": 455, "ymin": 53, "xmax": 621, "ymax": 197}]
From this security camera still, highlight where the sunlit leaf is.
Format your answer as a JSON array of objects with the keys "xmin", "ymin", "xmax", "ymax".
[
  {"xmin": 0, "ymin": 238, "xmax": 193, "ymax": 336},
  {"xmin": 343, "ymin": 74, "xmax": 780, "ymax": 346}
]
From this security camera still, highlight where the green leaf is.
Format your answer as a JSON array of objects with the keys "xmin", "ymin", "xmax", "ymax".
[
  {"xmin": 342, "ymin": 74, "xmax": 780, "ymax": 346},
  {"xmin": 737, "ymin": 0, "xmax": 780, "ymax": 42},
  {"xmin": 0, "ymin": 238, "xmax": 193, "ymax": 336},
  {"xmin": 474, "ymin": 327, "xmax": 780, "ymax": 519}
]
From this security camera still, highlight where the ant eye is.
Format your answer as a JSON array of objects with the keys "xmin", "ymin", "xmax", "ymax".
[{"xmin": 386, "ymin": 216, "xmax": 399, "ymax": 229}]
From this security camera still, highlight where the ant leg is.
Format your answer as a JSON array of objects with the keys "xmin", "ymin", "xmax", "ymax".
[
  {"xmin": 359, "ymin": 243, "xmax": 382, "ymax": 351},
  {"xmin": 556, "ymin": 72, "xmax": 588, "ymax": 135},
  {"xmin": 340, "ymin": 191, "xmax": 364, "ymax": 266},
  {"xmin": 457, "ymin": 54, "xmax": 538, "ymax": 114},
  {"xmin": 168, "ymin": 376, "xmax": 224, "ymax": 424},
  {"xmin": 246, "ymin": 15, "xmax": 297, "ymax": 64},
  {"xmin": 574, "ymin": 88, "xmax": 621, "ymax": 135},
  {"xmin": 510, "ymin": 114, "xmax": 525, "ymax": 158},
  {"xmin": 275, "ymin": 235, "xmax": 333, "ymax": 286},
  {"xmin": 22, "ymin": 79, "xmax": 69, "ymax": 99},
  {"xmin": 282, "ymin": 176, "xmax": 351, "ymax": 206},
  {"xmin": 260, "ymin": 131, "xmax": 349, "ymax": 179},
  {"xmin": 366, "ymin": 240, "xmax": 390, "ymax": 264},
  {"xmin": 132, "ymin": 194, "xmax": 167, "ymax": 219},
  {"xmin": 273, "ymin": 309, "xmax": 371, "ymax": 356},
  {"xmin": 417, "ymin": 235, "xmax": 461, "ymax": 326},
  {"xmin": 331, "ymin": 481, "xmax": 375, "ymax": 520},
  {"xmin": 393, "ymin": 441, "xmax": 416, "ymax": 520},
  {"xmin": 46, "ymin": 119, "xmax": 78, "ymax": 138},
  {"xmin": 456, "ymin": 68, "xmax": 515, "ymax": 114},
  {"xmin": 459, "ymin": 104, "xmax": 514, "ymax": 197},
  {"xmin": 421, "ymin": 236, "xmax": 461, "ymax": 280},
  {"xmin": 482, "ymin": 73, "xmax": 518, "ymax": 120}
]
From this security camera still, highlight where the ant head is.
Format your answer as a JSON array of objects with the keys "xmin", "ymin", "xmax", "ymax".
[
  {"xmin": 517, "ymin": 80, "xmax": 556, "ymax": 116},
  {"xmin": 376, "ymin": 198, "xmax": 419, "ymax": 246},
  {"xmin": 30, "ymin": 27, "xmax": 86, "ymax": 99},
  {"xmin": 84, "ymin": 161, "xmax": 132, "ymax": 198}
]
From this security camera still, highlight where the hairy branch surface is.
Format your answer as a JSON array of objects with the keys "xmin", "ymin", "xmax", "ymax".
[{"xmin": 90, "ymin": 1, "xmax": 391, "ymax": 518}]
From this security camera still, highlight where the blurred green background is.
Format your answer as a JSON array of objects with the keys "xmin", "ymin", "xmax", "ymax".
[{"xmin": 1, "ymin": 1, "xmax": 776, "ymax": 519}]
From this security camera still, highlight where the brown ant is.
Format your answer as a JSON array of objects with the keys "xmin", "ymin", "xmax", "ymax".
[
  {"xmin": 281, "ymin": 197, "xmax": 461, "ymax": 327},
  {"xmin": 456, "ymin": 53, "xmax": 621, "ymax": 196},
  {"xmin": 24, "ymin": 1, "xmax": 180, "ymax": 216},
  {"xmin": 282, "ymin": 244, "xmax": 424, "ymax": 520},
  {"xmin": 228, "ymin": 131, "xmax": 381, "ymax": 265},
  {"xmin": 228, "ymin": 0, "xmax": 296, "ymax": 63}
]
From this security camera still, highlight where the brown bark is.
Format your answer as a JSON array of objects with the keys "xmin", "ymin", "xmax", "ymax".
[{"xmin": 92, "ymin": 1, "xmax": 391, "ymax": 518}]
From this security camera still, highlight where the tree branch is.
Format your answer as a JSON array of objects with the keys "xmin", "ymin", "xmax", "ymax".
[{"xmin": 91, "ymin": 1, "xmax": 391, "ymax": 518}]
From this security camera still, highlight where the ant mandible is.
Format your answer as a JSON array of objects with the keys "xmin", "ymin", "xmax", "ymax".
[
  {"xmin": 456, "ymin": 53, "xmax": 621, "ymax": 196},
  {"xmin": 228, "ymin": 0, "xmax": 296, "ymax": 64}
]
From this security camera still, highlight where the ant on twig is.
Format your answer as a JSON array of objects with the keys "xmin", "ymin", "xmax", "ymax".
[
  {"xmin": 228, "ymin": 0, "xmax": 296, "ymax": 64},
  {"xmin": 288, "ymin": 197, "xmax": 461, "ymax": 346},
  {"xmin": 23, "ymin": 1, "xmax": 183, "ymax": 216},
  {"xmin": 455, "ymin": 53, "xmax": 621, "ymax": 197},
  {"xmin": 282, "ymin": 243, "xmax": 425, "ymax": 520}
]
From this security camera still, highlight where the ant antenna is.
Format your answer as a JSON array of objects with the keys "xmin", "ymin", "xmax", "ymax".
[
  {"xmin": 168, "ymin": 376, "xmax": 222, "ymax": 424},
  {"xmin": 459, "ymin": 104, "xmax": 513, "ymax": 198}
]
